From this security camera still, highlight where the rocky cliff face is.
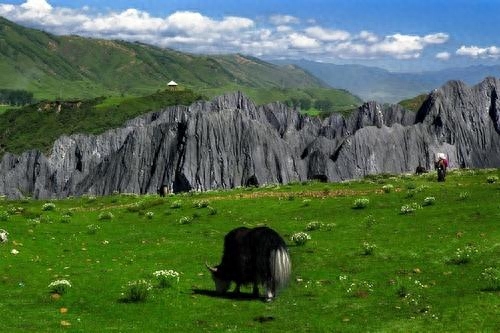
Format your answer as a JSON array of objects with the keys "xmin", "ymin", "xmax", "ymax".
[{"xmin": 1, "ymin": 78, "xmax": 500, "ymax": 199}]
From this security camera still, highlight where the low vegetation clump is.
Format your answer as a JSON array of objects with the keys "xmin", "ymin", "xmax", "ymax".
[
  {"xmin": 48, "ymin": 279, "xmax": 72, "ymax": 295},
  {"xmin": 352, "ymin": 198, "xmax": 370, "ymax": 209},
  {"xmin": 98, "ymin": 211, "xmax": 114, "ymax": 220},
  {"xmin": 362, "ymin": 241, "xmax": 377, "ymax": 255},
  {"xmin": 0, "ymin": 210, "xmax": 9, "ymax": 221},
  {"xmin": 0, "ymin": 168, "xmax": 499, "ymax": 332},
  {"xmin": 305, "ymin": 221, "xmax": 323, "ymax": 231},
  {"xmin": 0, "ymin": 228, "xmax": 8, "ymax": 243},
  {"xmin": 400, "ymin": 202, "xmax": 421, "ymax": 214},
  {"xmin": 486, "ymin": 175, "xmax": 498, "ymax": 183},
  {"xmin": 480, "ymin": 267, "xmax": 500, "ymax": 291},
  {"xmin": 422, "ymin": 196, "xmax": 436, "ymax": 206},
  {"xmin": 291, "ymin": 232, "xmax": 311, "ymax": 245},
  {"xmin": 122, "ymin": 280, "xmax": 153, "ymax": 303},
  {"xmin": 170, "ymin": 200, "xmax": 182, "ymax": 209},
  {"xmin": 448, "ymin": 245, "xmax": 479, "ymax": 265},
  {"xmin": 178, "ymin": 216, "xmax": 193, "ymax": 225},
  {"xmin": 459, "ymin": 191, "xmax": 470, "ymax": 200},
  {"xmin": 382, "ymin": 184, "xmax": 394, "ymax": 193},
  {"xmin": 42, "ymin": 202, "xmax": 56, "ymax": 211},
  {"xmin": 153, "ymin": 269, "xmax": 180, "ymax": 288},
  {"xmin": 86, "ymin": 224, "xmax": 100, "ymax": 234}
]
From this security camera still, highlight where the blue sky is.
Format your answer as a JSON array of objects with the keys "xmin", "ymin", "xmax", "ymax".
[{"xmin": 1, "ymin": 0, "xmax": 499, "ymax": 72}]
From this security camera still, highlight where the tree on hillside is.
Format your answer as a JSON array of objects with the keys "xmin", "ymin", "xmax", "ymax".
[
  {"xmin": 0, "ymin": 89, "xmax": 34, "ymax": 106},
  {"xmin": 314, "ymin": 99, "xmax": 333, "ymax": 111}
]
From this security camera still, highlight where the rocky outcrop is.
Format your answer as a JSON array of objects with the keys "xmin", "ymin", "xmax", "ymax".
[{"xmin": 1, "ymin": 78, "xmax": 500, "ymax": 199}]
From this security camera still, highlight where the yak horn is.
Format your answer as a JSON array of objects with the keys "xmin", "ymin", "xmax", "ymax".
[{"xmin": 205, "ymin": 262, "xmax": 217, "ymax": 273}]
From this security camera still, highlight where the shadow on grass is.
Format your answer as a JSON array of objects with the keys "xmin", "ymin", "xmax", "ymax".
[{"xmin": 191, "ymin": 288, "xmax": 264, "ymax": 301}]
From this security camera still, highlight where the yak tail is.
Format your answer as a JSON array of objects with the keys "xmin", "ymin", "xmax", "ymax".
[{"xmin": 270, "ymin": 246, "xmax": 291, "ymax": 290}]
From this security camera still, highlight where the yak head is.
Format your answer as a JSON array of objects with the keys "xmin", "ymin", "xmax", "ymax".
[{"xmin": 205, "ymin": 263, "xmax": 231, "ymax": 293}]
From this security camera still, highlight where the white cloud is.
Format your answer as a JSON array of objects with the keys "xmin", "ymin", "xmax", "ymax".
[
  {"xmin": 0, "ymin": 1, "xmax": 451, "ymax": 62},
  {"xmin": 288, "ymin": 33, "xmax": 320, "ymax": 49},
  {"xmin": 456, "ymin": 45, "xmax": 500, "ymax": 59},
  {"xmin": 369, "ymin": 33, "xmax": 449, "ymax": 59},
  {"xmin": 305, "ymin": 26, "xmax": 350, "ymax": 42},
  {"xmin": 358, "ymin": 30, "xmax": 378, "ymax": 43},
  {"xmin": 436, "ymin": 52, "xmax": 451, "ymax": 60},
  {"xmin": 269, "ymin": 14, "xmax": 299, "ymax": 25}
]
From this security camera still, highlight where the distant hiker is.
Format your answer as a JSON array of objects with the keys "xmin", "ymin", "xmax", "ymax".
[{"xmin": 435, "ymin": 153, "xmax": 448, "ymax": 182}]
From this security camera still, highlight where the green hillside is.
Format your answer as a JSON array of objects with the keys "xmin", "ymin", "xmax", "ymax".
[
  {"xmin": 0, "ymin": 89, "xmax": 204, "ymax": 156},
  {"xmin": 0, "ymin": 17, "xmax": 332, "ymax": 101},
  {"xmin": 398, "ymin": 94, "xmax": 428, "ymax": 112}
]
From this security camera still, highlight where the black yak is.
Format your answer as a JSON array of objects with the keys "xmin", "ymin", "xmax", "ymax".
[{"xmin": 206, "ymin": 226, "xmax": 291, "ymax": 301}]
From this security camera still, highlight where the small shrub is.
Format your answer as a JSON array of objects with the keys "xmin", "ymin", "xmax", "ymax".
[
  {"xmin": 405, "ymin": 182, "xmax": 417, "ymax": 190},
  {"xmin": 305, "ymin": 221, "xmax": 323, "ymax": 231},
  {"xmin": 448, "ymin": 245, "xmax": 478, "ymax": 265},
  {"xmin": 363, "ymin": 215, "xmax": 376, "ymax": 228},
  {"xmin": 323, "ymin": 223, "xmax": 337, "ymax": 231},
  {"xmin": 87, "ymin": 224, "xmax": 100, "ymax": 235},
  {"xmin": 400, "ymin": 203, "xmax": 421, "ymax": 215},
  {"xmin": 193, "ymin": 199, "xmax": 209, "ymax": 208},
  {"xmin": 153, "ymin": 269, "xmax": 180, "ymax": 288},
  {"xmin": 60, "ymin": 214, "xmax": 72, "ymax": 224},
  {"xmin": 48, "ymin": 279, "xmax": 72, "ymax": 295},
  {"xmin": 362, "ymin": 242, "xmax": 377, "ymax": 255},
  {"xmin": 405, "ymin": 190, "xmax": 416, "ymax": 198},
  {"xmin": 98, "ymin": 212, "xmax": 114, "ymax": 221},
  {"xmin": 0, "ymin": 229, "xmax": 8, "ymax": 243},
  {"xmin": 170, "ymin": 200, "xmax": 182, "ymax": 209},
  {"xmin": 42, "ymin": 202, "xmax": 56, "ymax": 211},
  {"xmin": 122, "ymin": 279, "xmax": 152, "ymax": 302},
  {"xmin": 145, "ymin": 211, "xmax": 154, "ymax": 220},
  {"xmin": 302, "ymin": 199, "xmax": 312, "ymax": 207},
  {"xmin": 192, "ymin": 212, "xmax": 201, "ymax": 219},
  {"xmin": 481, "ymin": 267, "xmax": 500, "ymax": 291},
  {"xmin": 39, "ymin": 215, "xmax": 52, "ymax": 224},
  {"xmin": 458, "ymin": 191, "xmax": 470, "ymax": 200},
  {"xmin": 382, "ymin": 184, "xmax": 394, "ymax": 193},
  {"xmin": 353, "ymin": 198, "xmax": 370, "ymax": 209},
  {"xmin": 346, "ymin": 279, "xmax": 374, "ymax": 298},
  {"xmin": 486, "ymin": 175, "xmax": 499, "ymax": 184},
  {"xmin": 291, "ymin": 232, "xmax": 311, "ymax": 246},
  {"xmin": 0, "ymin": 211, "xmax": 10, "ymax": 222},
  {"xmin": 207, "ymin": 206, "xmax": 217, "ymax": 215},
  {"xmin": 422, "ymin": 197, "xmax": 436, "ymax": 206},
  {"xmin": 179, "ymin": 216, "xmax": 192, "ymax": 225}
]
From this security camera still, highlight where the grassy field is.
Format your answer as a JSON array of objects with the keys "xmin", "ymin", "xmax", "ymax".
[{"xmin": 0, "ymin": 169, "xmax": 499, "ymax": 332}]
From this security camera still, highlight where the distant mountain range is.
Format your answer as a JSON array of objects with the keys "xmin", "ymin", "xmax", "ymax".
[
  {"xmin": 273, "ymin": 59, "xmax": 500, "ymax": 103},
  {"xmin": 0, "ymin": 17, "xmax": 329, "ymax": 101}
]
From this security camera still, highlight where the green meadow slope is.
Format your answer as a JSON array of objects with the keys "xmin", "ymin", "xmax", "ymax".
[
  {"xmin": 0, "ymin": 169, "xmax": 499, "ymax": 332},
  {"xmin": 0, "ymin": 16, "xmax": 359, "ymax": 104}
]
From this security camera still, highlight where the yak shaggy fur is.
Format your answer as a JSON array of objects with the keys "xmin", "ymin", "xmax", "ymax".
[{"xmin": 207, "ymin": 226, "xmax": 291, "ymax": 301}]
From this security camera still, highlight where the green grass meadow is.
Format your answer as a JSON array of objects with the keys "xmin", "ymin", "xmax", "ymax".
[{"xmin": 1, "ymin": 169, "xmax": 499, "ymax": 332}]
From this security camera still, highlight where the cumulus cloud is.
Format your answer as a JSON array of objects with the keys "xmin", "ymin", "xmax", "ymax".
[
  {"xmin": 0, "ymin": 0, "xmax": 450, "ymax": 61},
  {"xmin": 269, "ymin": 14, "xmax": 300, "ymax": 25},
  {"xmin": 456, "ymin": 45, "xmax": 500, "ymax": 59},
  {"xmin": 305, "ymin": 26, "xmax": 350, "ymax": 42},
  {"xmin": 436, "ymin": 52, "xmax": 451, "ymax": 60}
]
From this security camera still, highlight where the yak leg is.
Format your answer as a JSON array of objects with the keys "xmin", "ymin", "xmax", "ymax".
[
  {"xmin": 265, "ymin": 283, "xmax": 275, "ymax": 302},
  {"xmin": 252, "ymin": 283, "xmax": 259, "ymax": 296},
  {"xmin": 234, "ymin": 284, "xmax": 241, "ymax": 294}
]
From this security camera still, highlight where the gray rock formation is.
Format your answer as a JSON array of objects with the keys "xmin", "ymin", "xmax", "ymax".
[{"xmin": 1, "ymin": 78, "xmax": 500, "ymax": 199}]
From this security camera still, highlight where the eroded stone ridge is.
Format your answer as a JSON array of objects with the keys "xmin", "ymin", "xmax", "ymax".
[{"xmin": 1, "ymin": 78, "xmax": 500, "ymax": 198}]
